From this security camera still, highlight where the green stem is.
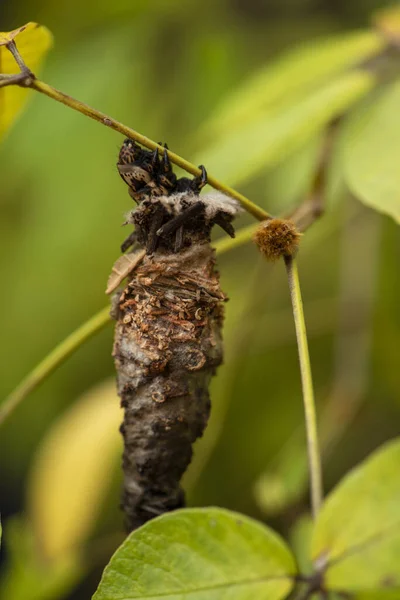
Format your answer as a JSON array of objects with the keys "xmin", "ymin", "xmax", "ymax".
[
  {"xmin": 0, "ymin": 307, "xmax": 110, "ymax": 426},
  {"xmin": 0, "ymin": 225, "xmax": 257, "ymax": 427},
  {"xmin": 5, "ymin": 39, "xmax": 269, "ymax": 220},
  {"xmin": 213, "ymin": 222, "xmax": 259, "ymax": 254},
  {"xmin": 28, "ymin": 79, "xmax": 269, "ymax": 221},
  {"xmin": 284, "ymin": 255, "xmax": 323, "ymax": 519}
]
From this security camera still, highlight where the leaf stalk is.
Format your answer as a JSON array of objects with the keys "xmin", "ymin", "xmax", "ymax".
[{"xmin": 284, "ymin": 255, "xmax": 323, "ymax": 519}]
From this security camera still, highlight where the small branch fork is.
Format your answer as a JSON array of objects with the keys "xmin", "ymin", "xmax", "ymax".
[
  {"xmin": 0, "ymin": 41, "xmax": 35, "ymax": 88},
  {"xmin": 293, "ymin": 572, "xmax": 332, "ymax": 600}
]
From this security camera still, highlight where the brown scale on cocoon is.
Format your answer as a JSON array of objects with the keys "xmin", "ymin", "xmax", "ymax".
[
  {"xmin": 112, "ymin": 244, "xmax": 226, "ymax": 531},
  {"xmin": 254, "ymin": 218, "xmax": 301, "ymax": 261}
]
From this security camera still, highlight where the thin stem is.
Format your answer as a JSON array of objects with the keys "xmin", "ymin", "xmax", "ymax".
[
  {"xmin": 3, "ymin": 39, "xmax": 269, "ymax": 220},
  {"xmin": 7, "ymin": 40, "xmax": 34, "ymax": 76},
  {"xmin": 27, "ymin": 79, "xmax": 269, "ymax": 221},
  {"xmin": 213, "ymin": 222, "xmax": 259, "ymax": 254},
  {"xmin": 0, "ymin": 72, "xmax": 30, "ymax": 87},
  {"xmin": 0, "ymin": 224, "xmax": 257, "ymax": 427},
  {"xmin": 284, "ymin": 255, "xmax": 323, "ymax": 519},
  {"xmin": 0, "ymin": 306, "xmax": 110, "ymax": 426}
]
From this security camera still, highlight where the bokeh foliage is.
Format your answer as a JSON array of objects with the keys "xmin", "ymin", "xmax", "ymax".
[{"xmin": 1, "ymin": 0, "xmax": 399, "ymax": 598}]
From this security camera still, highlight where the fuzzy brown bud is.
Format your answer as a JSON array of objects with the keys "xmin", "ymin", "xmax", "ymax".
[{"xmin": 254, "ymin": 218, "xmax": 301, "ymax": 261}]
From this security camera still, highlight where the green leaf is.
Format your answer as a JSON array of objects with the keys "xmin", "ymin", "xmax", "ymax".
[
  {"xmin": 343, "ymin": 81, "xmax": 400, "ymax": 224},
  {"xmin": 93, "ymin": 507, "xmax": 296, "ymax": 600},
  {"xmin": 312, "ymin": 437, "xmax": 400, "ymax": 596},
  {"xmin": 289, "ymin": 515, "xmax": 314, "ymax": 577},
  {"xmin": 199, "ymin": 30, "xmax": 385, "ymax": 141},
  {"xmin": 254, "ymin": 436, "xmax": 308, "ymax": 517},
  {"xmin": 195, "ymin": 71, "xmax": 375, "ymax": 189},
  {"xmin": 261, "ymin": 134, "xmax": 323, "ymax": 213},
  {"xmin": 0, "ymin": 22, "xmax": 52, "ymax": 139},
  {"xmin": 353, "ymin": 592, "xmax": 400, "ymax": 600}
]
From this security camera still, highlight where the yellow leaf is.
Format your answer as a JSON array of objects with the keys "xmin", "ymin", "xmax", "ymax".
[
  {"xmin": 27, "ymin": 379, "xmax": 122, "ymax": 561},
  {"xmin": 0, "ymin": 22, "xmax": 52, "ymax": 138},
  {"xmin": 0, "ymin": 23, "xmax": 33, "ymax": 46},
  {"xmin": 374, "ymin": 5, "xmax": 400, "ymax": 42}
]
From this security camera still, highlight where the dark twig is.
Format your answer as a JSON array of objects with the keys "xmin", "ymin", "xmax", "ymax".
[
  {"xmin": 288, "ymin": 120, "xmax": 339, "ymax": 232},
  {"xmin": 7, "ymin": 40, "xmax": 34, "ymax": 76},
  {"xmin": 0, "ymin": 72, "xmax": 31, "ymax": 87}
]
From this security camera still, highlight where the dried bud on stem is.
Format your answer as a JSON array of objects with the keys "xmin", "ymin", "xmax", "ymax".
[{"xmin": 254, "ymin": 218, "xmax": 301, "ymax": 261}]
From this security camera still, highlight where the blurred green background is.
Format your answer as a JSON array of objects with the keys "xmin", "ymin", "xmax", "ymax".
[{"xmin": 1, "ymin": 0, "xmax": 399, "ymax": 597}]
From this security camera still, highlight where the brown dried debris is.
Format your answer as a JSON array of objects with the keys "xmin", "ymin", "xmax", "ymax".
[
  {"xmin": 112, "ymin": 243, "xmax": 226, "ymax": 530},
  {"xmin": 254, "ymin": 218, "xmax": 301, "ymax": 262}
]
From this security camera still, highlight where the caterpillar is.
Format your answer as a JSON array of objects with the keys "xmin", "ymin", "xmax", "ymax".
[{"xmin": 109, "ymin": 139, "xmax": 240, "ymax": 531}]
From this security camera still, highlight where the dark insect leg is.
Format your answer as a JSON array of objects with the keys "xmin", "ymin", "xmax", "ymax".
[
  {"xmin": 174, "ymin": 226, "xmax": 184, "ymax": 252},
  {"xmin": 213, "ymin": 213, "xmax": 236, "ymax": 238},
  {"xmin": 150, "ymin": 147, "xmax": 159, "ymax": 170},
  {"xmin": 162, "ymin": 146, "xmax": 172, "ymax": 173},
  {"xmin": 190, "ymin": 165, "xmax": 208, "ymax": 193},
  {"xmin": 121, "ymin": 230, "xmax": 138, "ymax": 253},
  {"xmin": 175, "ymin": 166, "xmax": 208, "ymax": 194},
  {"xmin": 146, "ymin": 206, "xmax": 167, "ymax": 254},
  {"xmin": 156, "ymin": 202, "xmax": 205, "ymax": 238},
  {"xmin": 157, "ymin": 147, "xmax": 176, "ymax": 190}
]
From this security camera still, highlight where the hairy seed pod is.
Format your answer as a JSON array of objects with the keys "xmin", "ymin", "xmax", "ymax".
[
  {"xmin": 112, "ymin": 245, "xmax": 225, "ymax": 530},
  {"xmin": 254, "ymin": 218, "xmax": 301, "ymax": 261}
]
